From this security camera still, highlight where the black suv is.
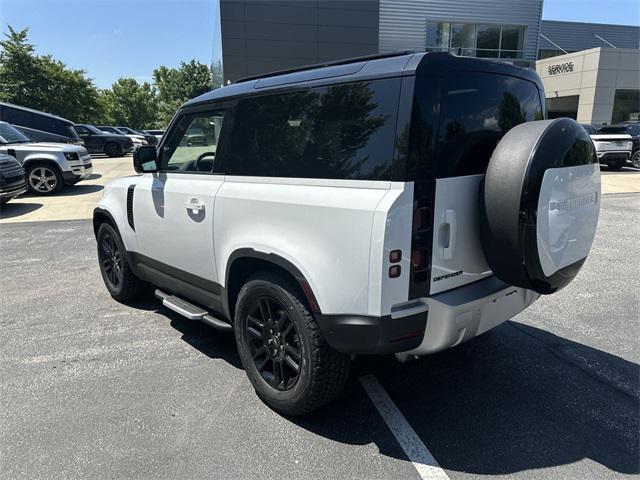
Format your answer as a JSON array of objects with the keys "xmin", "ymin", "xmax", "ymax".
[
  {"xmin": 73, "ymin": 124, "xmax": 134, "ymax": 157},
  {"xmin": 0, "ymin": 153, "xmax": 26, "ymax": 204},
  {"xmin": 598, "ymin": 123, "xmax": 640, "ymax": 168}
]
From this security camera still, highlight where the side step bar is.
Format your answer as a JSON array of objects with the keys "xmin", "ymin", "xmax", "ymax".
[{"xmin": 154, "ymin": 289, "xmax": 233, "ymax": 332}]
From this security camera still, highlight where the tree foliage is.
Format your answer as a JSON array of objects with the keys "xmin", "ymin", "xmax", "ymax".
[
  {"xmin": 0, "ymin": 26, "xmax": 103, "ymax": 123},
  {"xmin": 0, "ymin": 25, "xmax": 215, "ymax": 129}
]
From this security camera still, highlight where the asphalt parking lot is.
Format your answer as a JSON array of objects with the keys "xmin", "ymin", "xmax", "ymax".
[{"xmin": 0, "ymin": 160, "xmax": 639, "ymax": 479}]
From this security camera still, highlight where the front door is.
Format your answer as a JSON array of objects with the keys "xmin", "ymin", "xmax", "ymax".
[{"xmin": 134, "ymin": 109, "xmax": 227, "ymax": 296}]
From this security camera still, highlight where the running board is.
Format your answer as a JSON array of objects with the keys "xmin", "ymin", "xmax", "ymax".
[{"xmin": 154, "ymin": 289, "xmax": 232, "ymax": 332}]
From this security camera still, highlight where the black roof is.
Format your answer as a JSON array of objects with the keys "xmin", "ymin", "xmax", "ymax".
[
  {"xmin": 0, "ymin": 101, "xmax": 75, "ymax": 125},
  {"xmin": 185, "ymin": 52, "xmax": 543, "ymax": 108}
]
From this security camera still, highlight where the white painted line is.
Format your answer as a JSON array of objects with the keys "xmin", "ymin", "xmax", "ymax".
[{"xmin": 359, "ymin": 375, "xmax": 450, "ymax": 480}]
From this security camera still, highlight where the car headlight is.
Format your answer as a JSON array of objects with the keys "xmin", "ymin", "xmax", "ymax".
[{"xmin": 64, "ymin": 152, "xmax": 79, "ymax": 161}]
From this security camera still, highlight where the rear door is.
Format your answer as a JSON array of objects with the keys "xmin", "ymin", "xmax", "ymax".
[
  {"xmin": 428, "ymin": 71, "xmax": 544, "ymax": 294},
  {"xmin": 134, "ymin": 108, "xmax": 227, "ymax": 292}
]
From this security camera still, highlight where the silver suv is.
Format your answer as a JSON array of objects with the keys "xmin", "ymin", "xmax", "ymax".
[{"xmin": 0, "ymin": 122, "xmax": 92, "ymax": 194}]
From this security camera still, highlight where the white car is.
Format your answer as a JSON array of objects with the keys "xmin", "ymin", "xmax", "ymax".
[
  {"xmin": 0, "ymin": 121, "xmax": 92, "ymax": 194},
  {"xmin": 94, "ymin": 52, "xmax": 601, "ymax": 415},
  {"xmin": 582, "ymin": 124, "xmax": 633, "ymax": 170}
]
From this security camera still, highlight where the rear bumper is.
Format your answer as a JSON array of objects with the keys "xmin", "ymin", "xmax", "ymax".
[
  {"xmin": 396, "ymin": 276, "xmax": 539, "ymax": 360},
  {"xmin": 316, "ymin": 310, "xmax": 428, "ymax": 355},
  {"xmin": 597, "ymin": 151, "xmax": 630, "ymax": 162}
]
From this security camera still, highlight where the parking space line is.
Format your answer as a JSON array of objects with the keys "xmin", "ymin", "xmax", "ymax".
[{"xmin": 359, "ymin": 375, "xmax": 450, "ymax": 480}]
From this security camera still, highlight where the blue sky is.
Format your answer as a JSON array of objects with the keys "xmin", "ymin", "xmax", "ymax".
[{"xmin": 0, "ymin": 0, "xmax": 638, "ymax": 89}]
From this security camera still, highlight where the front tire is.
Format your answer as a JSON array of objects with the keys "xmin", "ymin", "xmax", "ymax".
[
  {"xmin": 25, "ymin": 163, "xmax": 63, "ymax": 195},
  {"xmin": 235, "ymin": 272, "xmax": 350, "ymax": 416},
  {"xmin": 97, "ymin": 222, "xmax": 148, "ymax": 302}
]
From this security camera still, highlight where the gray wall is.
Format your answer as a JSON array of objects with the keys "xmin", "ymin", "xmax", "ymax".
[
  {"xmin": 540, "ymin": 20, "xmax": 640, "ymax": 54},
  {"xmin": 378, "ymin": 0, "xmax": 543, "ymax": 61},
  {"xmin": 220, "ymin": 0, "xmax": 379, "ymax": 83}
]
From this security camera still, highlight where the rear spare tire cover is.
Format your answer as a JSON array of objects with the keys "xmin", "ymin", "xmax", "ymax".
[{"xmin": 481, "ymin": 118, "xmax": 600, "ymax": 294}]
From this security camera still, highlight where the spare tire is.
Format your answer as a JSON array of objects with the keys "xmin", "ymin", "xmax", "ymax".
[{"xmin": 480, "ymin": 118, "xmax": 600, "ymax": 294}]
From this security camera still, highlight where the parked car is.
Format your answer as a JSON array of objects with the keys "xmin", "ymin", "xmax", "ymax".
[
  {"xmin": 0, "ymin": 153, "xmax": 27, "ymax": 204},
  {"xmin": 74, "ymin": 124, "xmax": 134, "ymax": 158},
  {"xmin": 115, "ymin": 126, "xmax": 158, "ymax": 146},
  {"xmin": 582, "ymin": 124, "xmax": 632, "ymax": 170},
  {"xmin": 94, "ymin": 52, "xmax": 600, "ymax": 415},
  {"xmin": 97, "ymin": 126, "xmax": 147, "ymax": 147},
  {"xmin": 143, "ymin": 129, "xmax": 165, "ymax": 140},
  {"xmin": 0, "ymin": 121, "xmax": 92, "ymax": 194},
  {"xmin": 597, "ymin": 123, "xmax": 640, "ymax": 168},
  {"xmin": 0, "ymin": 102, "xmax": 83, "ymax": 145}
]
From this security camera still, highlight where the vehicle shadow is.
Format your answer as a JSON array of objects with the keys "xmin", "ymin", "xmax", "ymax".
[
  {"xmin": 0, "ymin": 202, "xmax": 43, "ymax": 219},
  {"xmin": 85, "ymin": 173, "xmax": 102, "ymax": 181},
  {"xmin": 127, "ymin": 292, "xmax": 242, "ymax": 369},
  {"xmin": 292, "ymin": 321, "xmax": 639, "ymax": 476}
]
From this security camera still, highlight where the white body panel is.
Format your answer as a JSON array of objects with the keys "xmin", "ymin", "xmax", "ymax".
[
  {"xmin": 134, "ymin": 174, "xmax": 224, "ymax": 282},
  {"xmin": 430, "ymin": 175, "xmax": 492, "ymax": 295},
  {"xmin": 214, "ymin": 176, "xmax": 405, "ymax": 316}
]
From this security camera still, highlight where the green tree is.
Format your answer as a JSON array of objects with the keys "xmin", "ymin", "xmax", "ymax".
[
  {"xmin": 153, "ymin": 60, "xmax": 213, "ymax": 127},
  {"xmin": 0, "ymin": 26, "xmax": 103, "ymax": 123},
  {"xmin": 101, "ymin": 78, "xmax": 156, "ymax": 129}
]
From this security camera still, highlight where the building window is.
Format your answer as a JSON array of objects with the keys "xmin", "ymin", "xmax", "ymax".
[
  {"xmin": 426, "ymin": 21, "xmax": 525, "ymax": 59},
  {"xmin": 612, "ymin": 89, "xmax": 640, "ymax": 123}
]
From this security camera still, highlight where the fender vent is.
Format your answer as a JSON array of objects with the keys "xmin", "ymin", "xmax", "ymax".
[{"xmin": 126, "ymin": 184, "xmax": 136, "ymax": 231}]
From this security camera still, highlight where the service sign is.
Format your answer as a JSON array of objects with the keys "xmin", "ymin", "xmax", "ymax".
[{"xmin": 548, "ymin": 61, "xmax": 575, "ymax": 75}]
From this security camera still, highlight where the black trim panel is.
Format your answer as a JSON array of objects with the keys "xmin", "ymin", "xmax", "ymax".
[{"xmin": 315, "ymin": 311, "xmax": 427, "ymax": 355}]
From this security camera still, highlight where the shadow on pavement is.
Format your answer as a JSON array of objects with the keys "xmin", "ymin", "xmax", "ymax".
[
  {"xmin": 85, "ymin": 173, "xmax": 102, "ymax": 181},
  {"xmin": 293, "ymin": 321, "xmax": 639, "ymax": 476},
  {"xmin": 0, "ymin": 202, "xmax": 42, "ymax": 219}
]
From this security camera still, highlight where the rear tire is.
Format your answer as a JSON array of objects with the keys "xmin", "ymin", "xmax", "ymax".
[
  {"xmin": 630, "ymin": 151, "xmax": 640, "ymax": 169},
  {"xmin": 97, "ymin": 222, "xmax": 148, "ymax": 302},
  {"xmin": 235, "ymin": 272, "xmax": 350, "ymax": 416},
  {"xmin": 104, "ymin": 142, "xmax": 123, "ymax": 158},
  {"xmin": 25, "ymin": 163, "xmax": 63, "ymax": 195}
]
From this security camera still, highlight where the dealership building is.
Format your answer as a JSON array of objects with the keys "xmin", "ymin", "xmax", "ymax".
[{"xmin": 213, "ymin": 0, "xmax": 639, "ymax": 124}]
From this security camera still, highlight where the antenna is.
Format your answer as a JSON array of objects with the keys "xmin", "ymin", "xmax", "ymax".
[
  {"xmin": 594, "ymin": 34, "xmax": 617, "ymax": 48},
  {"xmin": 539, "ymin": 33, "xmax": 568, "ymax": 54}
]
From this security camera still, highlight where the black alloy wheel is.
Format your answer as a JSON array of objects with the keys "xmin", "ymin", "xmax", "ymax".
[
  {"xmin": 246, "ymin": 296, "xmax": 302, "ymax": 391},
  {"xmin": 99, "ymin": 230, "xmax": 122, "ymax": 290}
]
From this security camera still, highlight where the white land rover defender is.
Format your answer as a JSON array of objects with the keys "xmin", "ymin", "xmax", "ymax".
[{"xmin": 94, "ymin": 52, "xmax": 601, "ymax": 415}]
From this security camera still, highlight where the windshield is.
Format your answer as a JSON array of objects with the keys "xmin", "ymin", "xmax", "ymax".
[
  {"xmin": 117, "ymin": 126, "xmax": 136, "ymax": 134},
  {"xmin": 0, "ymin": 122, "xmax": 31, "ymax": 144},
  {"xmin": 84, "ymin": 125, "xmax": 105, "ymax": 135},
  {"xmin": 581, "ymin": 124, "xmax": 597, "ymax": 134},
  {"xmin": 599, "ymin": 126, "xmax": 628, "ymax": 134}
]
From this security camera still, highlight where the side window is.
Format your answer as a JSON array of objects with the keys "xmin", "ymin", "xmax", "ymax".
[
  {"xmin": 160, "ymin": 110, "xmax": 225, "ymax": 173},
  {"xmin": 75, "ymin": 126, "xmax": 89, "ymax": 136},
  {"xmin": 223, "ymin": 79, "xmax": 401, "ymax": 180},
  {"xmin": 433, "ymin": 72, "xmax": 543, "ymax": 178}
]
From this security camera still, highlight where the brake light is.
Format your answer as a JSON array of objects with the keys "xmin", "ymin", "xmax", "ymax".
[{"xmin": 411, "ymin": 248, "xmax": 429, "ymax": 272}]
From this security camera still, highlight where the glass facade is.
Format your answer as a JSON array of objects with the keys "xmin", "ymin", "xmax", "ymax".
[
  {"xmin": 612, "ymin": 89, "xmax": 640, "ymax": 123},
  {"xmin": 426, "ymin": 21, "xmax": 525, "ymax": 59}
]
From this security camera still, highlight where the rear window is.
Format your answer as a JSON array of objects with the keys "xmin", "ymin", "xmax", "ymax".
[
  {"xmin": 415, "ymin": 72, "xmax": 543, "ymax": 179},
  {"xmin": 223, "ymin": 79, "xmax": 401, "ymax": 180}
]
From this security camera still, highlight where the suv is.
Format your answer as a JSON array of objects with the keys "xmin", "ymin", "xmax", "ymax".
[
  {"xmin": 115, "ymin": 126, "xmax": 158, "ymax": 146},
  {"xmin": 0, "ymin": 102, "xmax": 83, "ymax": 145},
  {"xmin": 0, "ymin": 153, "xmax": 26, "ymax": 204},
  {"xmin": 74, "ymin": 124, "xmax": 134, "ymax": 157},
  {"xmin": 0, "ymin": 122, "xmax": 92, "ymax": 194},
  {"xmin": 94, "ymin": 52, "xmax": 601, "ymax": 415},
  {"xmin": 598, "ymin": 123, "xmax": 640, "ymax": 168},
  {"xmin": 582, "ymin": 124, "xmax": 633, "ymax": 170}
]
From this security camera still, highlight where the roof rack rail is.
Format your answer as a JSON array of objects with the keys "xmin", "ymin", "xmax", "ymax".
[{"xmin": 234, "ymin": 50, "xmax": 416, "ymax": 84}]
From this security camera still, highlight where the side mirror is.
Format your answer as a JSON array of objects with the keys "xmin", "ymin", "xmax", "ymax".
[{"xmin": 133, "ymin": 145, "xmax": 158, "ymax": 173}]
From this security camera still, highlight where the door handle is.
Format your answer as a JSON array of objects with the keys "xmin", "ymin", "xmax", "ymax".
[
  {"xmin": 185, "ymin": 198, "xmax": 205, "ymax": 213},
  {"xmin": 439, "ymin": 209, "xmax": 457, "ymax": 260}
]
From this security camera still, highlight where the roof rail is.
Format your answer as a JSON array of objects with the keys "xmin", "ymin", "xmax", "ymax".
[{"xmin": 234, "ymin": 51, "xmax": 416, "ymax": 84}]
